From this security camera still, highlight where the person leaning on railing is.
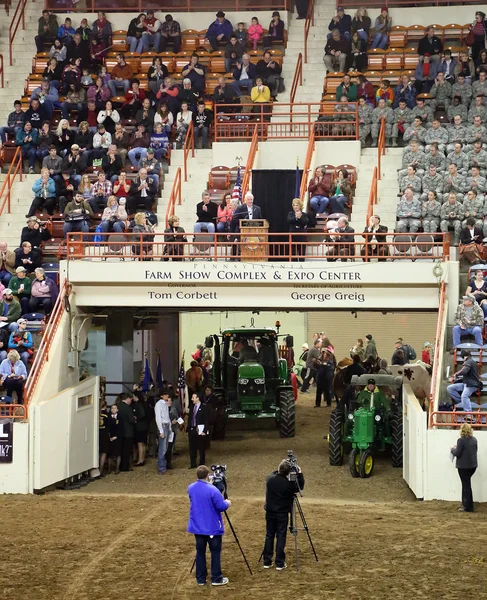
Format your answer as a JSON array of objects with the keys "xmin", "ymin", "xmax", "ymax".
[
  {"xmin": 29, "ymin": 268, "xmax": 58, "ymax": 317},
  {"xmin": 63, "ymin": 192, "xmax": 94, "ymax": 239},
  {"xmin": 0, "ymin": 350, "xmax": 27, "ymax": 405},
  {"xmin": 132, "ymin": 212, "xmax": 155, "ymax": 260},
  {"xmin": 250, "ymin": 78, "xmax": 272, "ymax": 117},
  {"xmin": 361, "ymin": 215, "xmax": 388, "ymax": 262},
  {"xmin": 164, "ymin": 215, "xmax": 187, "ymax": 262}
]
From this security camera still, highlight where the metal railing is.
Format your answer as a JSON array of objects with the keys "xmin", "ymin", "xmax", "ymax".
[
  {"xmin": 0, "ymin": 146, "xmax": 23, "ymax": 216},
  {"xmin": 214, "ymin": 102, "xmax": 359, "ymax": 142},
  {"xmin": 0, "ymin": 404, "xmax": 27, "ymax": 420},
  {"xmin": 366, "ymin": 166, "xmax": 378, "ymax": 225},
  {"xmin": 24, "ymin": 282, "xmax": 71, "ymax": 405},
  {"xmin": 290, "ymin": 53, "xmax": 303, "ymax": 105},
  {"xmin": 45, "ymin": 0, "xmax": 291, "ymax": 11},
  {"xmin": 241, "ymin": 125, "xmax": 258, "ymax": 197},
  {"xmin": 300, "ymin": 126, "xmax": 315, "ymax": 203},
  {"xmin": 337, "ymin": 0, "xmax": 484, "ymax": 6},
  {"xmin": 64, "ymin": 232, "xmax": 451, "ymax": 262},
  {"xmin": 165, "ymin": 166, "xmax": 182, "ymax": 228},
  {"xmin": 304, "ymin": 0, "xmax": 315, "ymax": 64},
  {"xmin": 377, "ymin": 118, "xmax": 386, "ymax": 180},
  {"xmin": 9, "ymin": 0, "xmax": 26, "ymax": 67},
  {"xmin": 0, "ymin": 54, "xmax": 4, "ymax": 88},
  {"xmin": 183, "ymin": 120, "xmax": 195, "ymax": 183}
]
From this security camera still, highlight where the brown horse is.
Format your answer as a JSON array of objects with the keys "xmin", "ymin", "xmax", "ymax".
[{"xmin": 332, "ymin": 356, "xmax": 382, "ymax": 401}]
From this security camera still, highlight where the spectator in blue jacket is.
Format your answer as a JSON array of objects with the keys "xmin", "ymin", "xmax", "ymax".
[
  {"xmin": 187, "ymin": 465, "xmax": 231, "ymax": 587},
  {"xmin": 414, "ymin": 53, "xmax": 438, "ymax": 94},
  {"xmin": 0, "ymin": 350, "xmax": 27, "ymax": 404},
  {"xmin": 328, "ymin": 7, "xmax": 352, "ymax": 40},
  {"xmin": 31, "ymin": 78, "xmax": 59, "ymax": 120},
  {"xmin": 8, "ymin": 319, "xmax": 33, "ymax": 368},
  {"xmin": 393, "ymin": 75, "xmax": 417, "ymax": 109},
  {"xmin": 57, "ymin": 17, "xmax": 76, "ymax": 46},
  {"xmin": 206, "ymin": 11, "xmax": 233, "ymax": 51},
  {"xmin": 232, "ymin": 54, "xmax": 257, "ymax": 97},
  {"xmin": 16, "ymin": 122, "xmax": 39, "ymax": 174}
]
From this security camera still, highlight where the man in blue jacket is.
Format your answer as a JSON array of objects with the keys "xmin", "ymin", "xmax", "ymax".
[
  {"xmin": 206, "ymin": 11, "xmax": 233, "ymax": 51},
  {"xmin": 187, "ymin": 465, "xmax": 231, "ymax": 586}
]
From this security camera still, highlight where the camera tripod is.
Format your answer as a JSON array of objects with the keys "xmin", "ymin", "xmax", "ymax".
[{"xmin": 190, "ymin": 511, "xmax": 254, "ymax": 576}]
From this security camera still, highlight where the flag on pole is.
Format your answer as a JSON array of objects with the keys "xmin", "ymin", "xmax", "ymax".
[
  {"xmin": 142, "ymin": 355, "xmax": 153, "ymax": 393},
  {"xmin": 295, "ymin": 163, "xmax": 301, "ymax": 199},
  {"xmin": 177, "ymin": 352, "xmax": 186, "ymax": 415},
  {"xmin": 156, "ymin": 351, "xmax": 163, "ymax": 389},
  {"xmin": 232, "ymin": 166, "xmax": 242, "ymax": 204}
]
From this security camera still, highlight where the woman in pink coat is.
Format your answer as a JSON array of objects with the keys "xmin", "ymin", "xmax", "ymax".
[{"xmin": 248, "ymin": 17, "xmax": 263, "ymax": 50}]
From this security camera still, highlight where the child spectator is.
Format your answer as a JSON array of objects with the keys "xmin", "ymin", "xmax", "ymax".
[
  {"xmin": 150, "ymin": 122, "xmax": 169, "ymax": 161},
  {"xmin": 350, "ymin": 31, "xmax": 368, "ymax": 72},
  {"xmin": 81, "ymin": 68, "xmax": 93, "ymax": 87},
  {"xmin": 108, "ymin": 403, "xmax": 122, "ymax": 474},
  {"xmin": 235, "ymin": 21, "xmax": 247, "ymax": 47},
  {"xmin": 248, "ymin": 17, "xmax": 263, "ymax": 50},
  {"xmin": 422, "ymin": 342, "xmax": 432, "ymax": 365},
  {"xmin": 375, "ymin": 79, "xmax": 394, "ymax": 106}
]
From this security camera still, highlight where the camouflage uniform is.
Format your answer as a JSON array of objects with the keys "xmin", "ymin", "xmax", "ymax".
[
  {"xmin": 421, "ymin": 199, "xmax": 442, "ymax": 232},
  {"xmin": 465, "ymin": 124, "xmax": 487, "ymax": 150},
  {"xmin": 467, "ymin": 147, "xmax": 487, "ymax": 174},
  {"xmin": 440, "ymin": 200, "xmax": 464, "ymax": 242},
  {"xmin": 391, "ymin": 107, "xmax": 414, "ymax": 142},
  {"xmin": 420, "ymin": 172, "xmax": 444, "ymax": 201},
  {"xmin": 450, "ymin": 82, "xmax": 473, "ymax": 107},
  {"xmin": 447, "ymin": 103, "xmax": 468, "ymax": 123},
  {"xmin": 482, "ymin": 197, "xmax": 487, "ymax": 235},
  {"xmin": 398, "ymin": 148, "xmax": 426, "ymax": 179},
  {"xmin": 462, "ymin": 194, "xmax": 484, "ymax": 229},
  {"xmin": 424, "ymin": 125, "xmax": 448, "ymax": 153},
  {"xmin": 424, "ymin": 151, "xmax": 447, "ymax": 173},
  {"xmin": 358, "ymin": 103, "xmax": 373, "ymax": 144},
  {"xmin": 465, "ymin": 174, "xmax": 487, "ymax": 195},
  {"xmin": 411, "ymin": 104, "xmax": 434, "ymax": 126},
  {"xmin": 429, "ymin": 81, "xmax": 452, "ymax": 112},
  {"xmin": 443, "ymin": 172, "xmax": 467, "ymax": 202},
  {"xmin": 446, "ymin": 150, "xmax": 469, "ymax": 176},
  {"xmin": 472, "ymin": 80, "xmax": 487, "ymax": 99},
  {"xmin": 467, "ymin": 104, "xmax": 487, "ymax": 124},
  {"xmin": 396, "ymin": 196, "xmax": 421, "ymax": 232},
  {"xmin": 400, "ymin": 174, "xmax": 422, "ymax": 198},
  {"xmin": 403, "ymin": 124, "xmax": 427, "ymax": 146},
  {"xmin": 371, "ymin": 105, "xmax": 394, "ymax": 142},
  {"xmin": 446, "ymin": 124, "xmax": 468, "ymax": 153}
]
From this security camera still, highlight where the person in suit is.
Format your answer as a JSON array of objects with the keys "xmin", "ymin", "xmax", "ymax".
[
  {"xmin": 163, "ymin": 215, "xmax": 187, "ymax": 261},
  {"xmin": 459, "ymin": 216, "xmax": 484, "ymax": 264},
  {"xmin": 230, "ymin": 192, "xmax": 263, "ymax": 232},
  {"xmin": 116, "ymin": 392, "xmax": 135, "ymax": 472},
  {"xmin": 451, "ymin": 423, "xmax": 478, "ymax": 512},
  {"xmin": 326, "ymin": 216, "xmax": 355, "ymax": 262},
  {"xmin": 361, "ymin": 214, "xmax": 388, "ymax": 261},
  {"xmin": 287, "ymin": 198, "xmax": 308, "ymax": 262},
  {"xmin": 188, "ymin": 392, "xmax": 209, "ymax": 469}
]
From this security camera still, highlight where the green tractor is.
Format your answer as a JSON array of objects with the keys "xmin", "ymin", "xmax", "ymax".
[
  {"xmin": 208, "ymin": 324, "xmax": 295, "ymax": 439},
  {"xmin": 328, "ymin": 374, "xmax": 403, "ymax": 478}
]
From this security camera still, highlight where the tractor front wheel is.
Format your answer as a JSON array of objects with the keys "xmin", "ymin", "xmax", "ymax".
[
  {"xmin": 329, "ymin": 408, "xmax": 344, "ymax": 466},
  {"xmin": 279, "ymin": 390, "xmax": 295, "ymax": 438},
  {"xmin": 349, "ymin": 448, "xmax": 360, "ymax": 478},
  {"xmin": 358, "ymin": 448, "xmax": 374, "ymax": 478},
  {"xmin": 391, "ymin": 413, "xmax": 403, "ymax": 468}
]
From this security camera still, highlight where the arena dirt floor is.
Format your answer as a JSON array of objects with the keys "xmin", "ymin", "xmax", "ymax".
[{"xmin": 2, "ymin": 392, "xmax": 487, "ymax": 600}]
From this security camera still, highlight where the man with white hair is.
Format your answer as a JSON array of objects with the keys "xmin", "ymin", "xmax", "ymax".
[
  {"xmin": 232, "ymin": 54, "xmax": 257, "ymax": 97},
  {"xmin": 326, "ymin": 216, "xmax": 355, "ymax": 261},
  {"xmin": 231, "ymin": 192, "xmax": 262, "ymax": 232}
]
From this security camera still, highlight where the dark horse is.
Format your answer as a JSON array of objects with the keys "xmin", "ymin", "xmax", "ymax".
[{"xmin": 332, "ymin": 355, "xmax": 381, "ymax": 402}]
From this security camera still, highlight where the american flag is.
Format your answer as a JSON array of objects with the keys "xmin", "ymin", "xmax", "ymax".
[
  {"xmin": 176, "ymin": 354, "xmax": 186, "ymax": 416},
  {"xmin": 232, "ymin": 166, "xmax": 242, "ymax": 204}
]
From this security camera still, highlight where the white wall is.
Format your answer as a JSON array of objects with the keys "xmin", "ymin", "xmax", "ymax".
[
  {"xmin": 179, "ymin": 310, "xmax": 306, "ymax": 363},
  {"xmin": 313, "ymin": 141, "xmax": 361, "ymax": 173},
  {"xmin": 0, "ymin": 423, "xmax": 29, "ymax": 494},
  {"xmin": 212, "ymin": 142, "xmax": 250, "ymax": 170},
  {"xmin": 255, "ymin": 141, "xmax": 309, "ymax": 170},
  {"xmin": 346, "ymin": 7, "xmax": 472, "ymax": 28},
  {"xmin": 403, "ymin": 385, "xmax": 426, "ymax": 499}
]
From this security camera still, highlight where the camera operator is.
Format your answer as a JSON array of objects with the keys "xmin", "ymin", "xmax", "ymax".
[
  {"xmin": 263, "ymin": 459, "xmax": 305, "ymax": 570},
  {"xmin": 187, "ymin": 465, "xmax": 231, "ymax": 587}
]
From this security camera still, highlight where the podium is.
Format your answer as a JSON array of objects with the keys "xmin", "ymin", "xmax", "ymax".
[{"xmin": 240, "ymin": 219, "xmax": 269, "ymax": 262}]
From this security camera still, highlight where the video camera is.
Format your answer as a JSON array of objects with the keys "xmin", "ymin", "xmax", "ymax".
[
  {"xmin": 286, "ymin": 450, "xmax": 299, "ymax": 481},
  {"xmin": 210, "ymin": 464, "xmax": 228, "ymax": 499}
]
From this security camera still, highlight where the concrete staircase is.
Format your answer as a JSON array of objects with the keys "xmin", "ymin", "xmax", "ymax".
[
  {"xmin": 0, "ymin": 173, "xmax": 38, "ymax": 248},
  {"xmin": 351, "ymin": 148, "xmax": 403, "ymax": 232},
  {"xmin": 0, "ymin": 0, "xmax": 40, "ymax": 125},
  {"xmin": 156, "ymin": 149, "xmax": 214, "ymax": 233}
]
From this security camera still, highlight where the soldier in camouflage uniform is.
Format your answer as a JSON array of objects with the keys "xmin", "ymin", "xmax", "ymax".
[
  {"xmin": 472, "ymin": 71, "xmax": 487, "ymax": 100},
  {"xmin": 358, "ymin": 96, "xmax": 373, "ymax": 146},
  {"xmin": 396, "ymin": 188, "xmax": 421, "ymax": 233},
  {"xmin": 467, "ymin": 140, "xmax": 487, "ymax": 175},
  {"xmin": 421, "ymin": 190, "xmax": 442, "ymax": 232},
  {"xmin": 462, "ymin": 189, "xmax": 484, "ymax": 229},
  {"xmin": 443, "ymin": 163, "xmax": 467, "ymax": 203},
  {"xmin": 424, "ymin": 118, "xmax": 448, "ymax": 152},
  {"xmin": 451, "ymin": 74, "xmax": 473, "ymax": 108},
  {"xmin": 391, "ymin": 99, "xmax": 414, "ymax": 147},
  {"xmin": 446, "ymin": 142, "xmax": 469, "ymax": 176},
  {"xmin": 424, "ymin": 142, "xmax": 447, "ymax": 173},
  {"xmin": 411, "ymin": 97, "xmax": 434, "ymax": 127},
  {"xmin": 421, "ymin": 164, "xmax": 444, "ymax": 201},
  {"xmin": 429, "ymin": 72, "xmax": 452, "ymax": 112},
  {"xmin": 467, "ymin": 95, "xmax": 487, "ymax": 124},
  {"xmin": 440, "ymin": 192, "xmax": 465, "ymax": 243},
  {"xmin": 371, "ymin": 98, "xmax": 394, "ymax": 147},
  {"xmin": 482, "ymin": 194, "xmax": 487, "ymax": 236},
  {"xmin": 446, "ymin": 115, "xmax": 468, "ymax": 153},
  {"xmin": 465, "ymin": 165, "xmax": 487, "ymax": 195},
  {"xmin": 447, "ymin": 96, "xmax": 469, "ymax": 123},
  {"xmin": 398, "ymin": 139, "xmax": 426, "ymax": 180},
  {"xmin": 465, "ymin": 115, "xmax": 487, "ymax": 151},
  {"xmin": 400, "ymin": 165, "xmax": 422, "ymax": 198},
  {"xmin": 403, "ymin": 116, "xmax": 427, "ymax": 147}
]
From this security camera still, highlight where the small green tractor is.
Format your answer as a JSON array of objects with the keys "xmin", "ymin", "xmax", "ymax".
[
  {"xmin": 328, "ymin": 374, "xmax": 403, "ymax": 478},
  {"xmin": 208, "ymin": 324, "xmax": 295, "ymax": 439}
]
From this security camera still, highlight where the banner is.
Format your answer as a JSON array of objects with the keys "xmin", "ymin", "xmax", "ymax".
[{"xmin": 0, "ymin": 422, "xmax": 13, "ymax": 463}]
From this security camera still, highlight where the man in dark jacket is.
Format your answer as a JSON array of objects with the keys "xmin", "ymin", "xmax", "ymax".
[
  {"xmin": 66, "ymin": 33, "xmax": 89, "ymax": 67},
  {"xmin": 35, "ymin": 9, "xmax": 58, "ymax": 53},
  {"xmin": 263, "ymin": 459, "xmax": 305, "ymax": 570},
  {"xmin": 326, "ymin": 216, "xmax": 355, "ymax": 262},
  {"xmin": 0, "ymin": 100, "xmax": 25, "ymax": 144},
  {"xmin": 328, "ymin": 7, "xmax": 352, "ymax": 38},
  {"xmin": 62, "ymin": 144, "xmax": 88, "ymax": 187},
  {"xmin": 194, "ymin": 191, "xmax": 218, "ymax": 236},
  {"xmin": 232, "ymin": 54, "xmax": 257, "ymax": 98},
  {"xmin": 117, "ymin": 393, "xmax": 135, "ymax": 471},
  {"xmin": 256, "ymin": 51, "xmax": 283, "ymax": 98},
  {"xmin": 192, "ymin": 100, "xmax": 213, "ymax": 149},
  {"xmin": 128, "ymin": 168, "xmax": 157, "ymax": 214},
  {"xmin": 230, "ymin": 192, "xmax": 262, "ymax": 232},
  {"xmin": 323, "ymin": 29, "xmax": 350, "ymax": 73},
  {"xmin": 418, "ymin": 27, "xmax": 443, "ymax": 62},
  {"xmin": 206, "ymin": 11, "xmax": 233, "ymax": 51},
  {"xmin": 447, "ymin": 349, "xmax": 480, "ymax": 412},
  {"xmin": 24, "ymin": 99, "xmax": 49, "ymax": 130},
  {"xmin": 187, "ymin": 393, "xmax": 209, "ymax": 468},
  {"xmin": 225, "ymin": 34, "xmax": 245, "ymax": 73},
  {"xmin": 343, "ymin": 354, "xmax": 366, "ymax": 386},
  {"xmin": 361, "ymin": 215, "xmax": 388, "ymax": 261}
]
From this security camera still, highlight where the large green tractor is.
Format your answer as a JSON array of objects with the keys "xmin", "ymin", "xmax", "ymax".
[
  {"xmin": 328, "ymin": 374, "xmax": 403, "ymax": 478},
  {"xmin": 208, "ymin": 325, "xmax": 295, "ymax": 439}
]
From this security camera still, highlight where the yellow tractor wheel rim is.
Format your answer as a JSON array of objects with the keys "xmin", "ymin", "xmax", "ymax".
[
  {"xmin": 364, "ymin": 455, "xmax": 373, "ymax": 474},
  {"xmin": 354, "ymin": 453, "xmax": 360, "ymax": 470}
]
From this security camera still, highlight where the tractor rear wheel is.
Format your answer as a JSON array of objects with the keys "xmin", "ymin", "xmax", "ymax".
[
  {"xmin": 279, "ymin": 390, "xmax": 295, "ymax": 438},
  {"xmin": 391, "ymin": 413, "xmax": 403, "ymax": 468},
  {"xmin": 329, "ymin": 409, "xmax": 344, "ymax": 466},
  {"xmin": 212, "ymin": 393, "xmax": 226, "ymax": 440},
  {"xmin": 349, "ymin": 448, "xmax": 360, "ymax": 478},
  {"xmin": 358, "ymin": 448, "xmax": 374, "ymax": 478}
]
